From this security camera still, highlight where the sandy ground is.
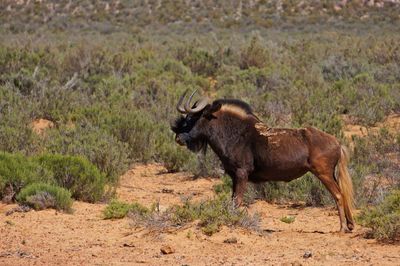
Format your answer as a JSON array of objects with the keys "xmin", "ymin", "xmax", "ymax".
[{"xmin": 1, "ymin": 164, "xmax": 399, "ymax": 266}]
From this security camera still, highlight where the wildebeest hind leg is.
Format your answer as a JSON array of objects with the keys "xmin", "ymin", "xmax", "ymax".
[
  {"xmin": 315, "ymin": 173, "xmax": 351, "ymax": 233},
  {"xmin": 344, "ymin": 201, "xmax": 355, "ymax": 231}
]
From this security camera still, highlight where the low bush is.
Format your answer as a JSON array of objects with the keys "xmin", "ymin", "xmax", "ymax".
[
  {"xmin": 0, "ymin": 152, "xmax": 112, "ymax": 204},
  {"xmin": 213, "ymin": 175, "xmax": 232, "ymax": 195},
  {"xmin": 0, "ymin": 86, "xmax": 40, "ymax": 155},
  {"xmin": 0, "ymin": 152, "xmax": 53, "ymax": 202},
  {"xmin": 280, "ymin": 216, "xmax": 296, "ymax": 224},
  {"xmin": 103, "ymin": 199, "xmax": 150, "ymax": 219},
  {"xmin": 156, "ymin": 142, "xmax": 196, "ymax": 173},
  {"xmin": 214, "ymin": 173, "xmax": 332, "ymax": 206},
  {"xmin": 239, "ymin": 36, "xmax": 270, "ymax": 70},
  {"xmin": 168, "ymin": 193, "xmax": 260, "ymax": 235},
  {"xmin": 16, "ymin": 182, "xmax": 73, "ymax": 212},
  {"xmin": 321, "ymin": 55, "xmax": 362, "ymax": 82},
  {"xmin": 351, "ymin": 129, "xmax": 400, "ymax": 205},
  {"xmin": 175, "ymin": 44, "xmax": 220, "ymax": 76},
  {"xmin": 349, "ymin": 80, "xmax": 396, "ymax": 125},
  {"xmin": 105, "ymin": 193, "xmax": 261, "ymax": 235},
  {"xmin": 44, "ymin": 125, "xmax": 130, "ymax": 186},
  {"xmin": 34, "ymin": 154, "xmax": 106, "ymax": 203},
  {"xmin": 106, "ymin": 110, "xmax": 158, "ymax": 163},
  {"xmin": 357, "ymin": 189, "xmax": 400, "ymax": 242}
]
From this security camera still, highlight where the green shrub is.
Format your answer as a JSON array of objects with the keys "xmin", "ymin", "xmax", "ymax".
[
  {"xmin": 106, "ymin": 110, "xmax": 159, "ymax": 163},
  {"xmin": 0, "ymin": 152, "xmax": 113, "ymax": 204},
  {"xmin": 357, "ymin": 189, "xmax": 400, "ymax": 242},
  {"xmin": 0, "ymin": 86, "xmax": 39, "ymax": 155},
  {"xmin": 156, "ymin": 142, "xmax": 196, "ymax": 172},
  {"xmin": 103, "ymin": 199, "xmax": 150, "ymax": 219},
  {"xmin": 45, "ymin": 125, "xmax": 129, "ymax": 185},
  {"xmin": 239, "ymin": 37, "xmax": 270, "ymax": 70},
  {"xmin": 103, "ymin": 200, "xmax": 132, "ymax": 219},
  {"xmin": 351, "ymin": 129, "xmax": 400, "ymax": 205},
  {"xmin": 288, "ymin": 84, "xmax": 343, "ymax": 136},
  {"xmin": 280, "ymin": 216, "xmax": 296, "ymax": 224},
  {"xmin": 34, "ymin": 154, "xmax": 106, "ymax": 202},
  {"xmin": 168, "ymin": 193, "xmax": 260, "ymax": 235},
  {"xmin": 0, "ymin": 152, "xmax": 53, "ymax": 201},
  {"xmin": 347, "ymin": 78, "xmax": 396, "ymax": 125},
  {"xmin": 33, "ymin": 86, "xmax": 86, "ymax": 124},
  {"xmin": 213, "ymin": 175, "xmax": 233, "ymax": 195},
  {"xmin": 175, "ymin": 44, "xmax": 220, "ymax": 76},
  {"xmin": 321, "ymin": 55, "xmax": 362, "ymax": 81},
  {"xmin": 16, "ymin": 182, "xmax": 73, "ymax": 212}
]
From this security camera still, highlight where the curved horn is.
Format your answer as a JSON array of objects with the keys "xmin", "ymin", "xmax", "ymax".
[
  {"xmin": 184, "ymin": 89, "xmax": 209, "ymax": 113},
  {"xmin": 176, "ymin": 90, "xmax": 188, "ymax": 113}
]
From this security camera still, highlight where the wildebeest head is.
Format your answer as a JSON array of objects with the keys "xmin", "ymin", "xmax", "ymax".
[
  {"xmin": 171, "ymin": 90, "xmax": 210, "ymax": 153},
  {"xmin": 171, "ymin": 90, "xmax": 259, "ymax": 154}
]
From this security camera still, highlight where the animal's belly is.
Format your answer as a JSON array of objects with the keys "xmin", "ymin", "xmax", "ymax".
[
  {"xmin": 250, "ymin": 167, "xmax": 309, "ymax": 182},
  {"xmin": 250, "ymin": 135, "xmax": 311, "ymax": 182}
]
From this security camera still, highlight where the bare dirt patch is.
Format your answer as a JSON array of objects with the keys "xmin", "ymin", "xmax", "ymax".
[
  {"xmin": 1, "ymin": 164, "xmax": 399, "ymax": 265},
  {"xmin": 30, "ymin": 119, "xmax": 54, "ymax": 136},
  {"xmin": 117, "ymin": 164, "xmax": 217, "ymax": 207}
]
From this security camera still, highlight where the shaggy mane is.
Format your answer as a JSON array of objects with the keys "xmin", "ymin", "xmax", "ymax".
[{"xmin": 214, "ymin": 99, "xmax": 259, "ymax": 120}]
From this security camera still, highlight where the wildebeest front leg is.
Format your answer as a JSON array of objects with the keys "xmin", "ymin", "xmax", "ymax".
[{"xmin": 232, "ymin": 168, "xmax": 248, "ymax": 207}]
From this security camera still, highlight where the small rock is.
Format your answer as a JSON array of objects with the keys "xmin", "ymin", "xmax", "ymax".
[
  {"xmin": 122, "ymin": 243, "xmax": 135, "ymax": 248},
  {"xmin": 303, "ymin": 251, "xmax": 312, "ymax": 258},
  {"xmin": 223, "ymin": 237, "xmax": 238, "ymax": 244},
  {"xmin": 160, "ymin": 245, "xmax": 175, "ymax": 255},
  {"xmin": 16, "ymin": 250, "xmax": 35, "ymax": 259},
  {"xmin": 161, "ymin": 188, "xmax": 174, "ymax": 194}
]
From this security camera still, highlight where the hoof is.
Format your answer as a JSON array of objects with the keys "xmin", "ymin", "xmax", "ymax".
[
  {"xmin": 339, "ymin": 227, "xmax": 352, "ymax": 234},
  {"xmin": 347, "ymin": 221, "xmax": 355, "ymax": 231}
]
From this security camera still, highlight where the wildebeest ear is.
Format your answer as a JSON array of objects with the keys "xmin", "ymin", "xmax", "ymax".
[
  {"xmin": 203, "ymin": 102, "xmax": 221, "ymax": 120},
  {"xmin": 209, "ymin": 102, "xmax": 222, "ymax": 113}
]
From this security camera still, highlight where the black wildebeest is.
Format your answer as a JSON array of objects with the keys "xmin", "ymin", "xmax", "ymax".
[{"xmin": 171, "ymin": 90, "xmax": 355, "ymax": 233}]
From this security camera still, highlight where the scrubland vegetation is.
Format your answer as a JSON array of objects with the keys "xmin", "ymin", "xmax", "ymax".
[
  {"xmin": 0, "ymin": 0, "xmax": 399, "ymax": 240},
  {"xmin": 357, "ymin": 189, "xmax": 400, "ymax": 242},
  {"xmin": 103, "ymin": 193, "xmax": 260, "ymax": 236}
]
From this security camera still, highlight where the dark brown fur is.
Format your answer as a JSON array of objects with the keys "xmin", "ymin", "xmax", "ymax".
[{"xmin": 172, "ymin": 99, "xmax": 355, "ymax": 233}]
